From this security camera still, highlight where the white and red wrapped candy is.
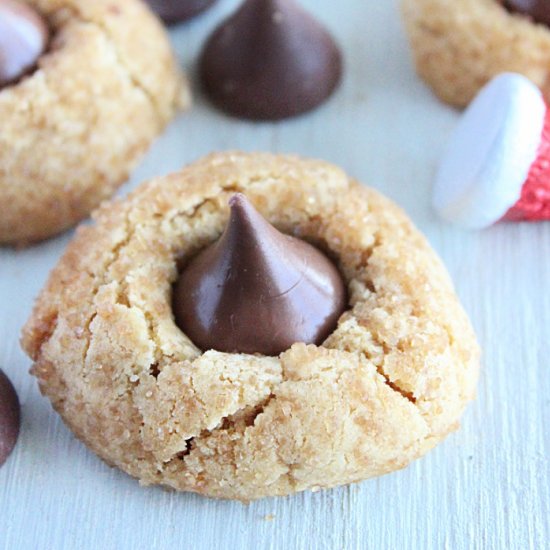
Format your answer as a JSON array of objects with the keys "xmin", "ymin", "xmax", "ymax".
[{"xmin": 433, "ymin": 73, "xmax": 550, "ymax": 229}]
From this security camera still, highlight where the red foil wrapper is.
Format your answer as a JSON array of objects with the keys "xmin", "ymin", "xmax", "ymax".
[{"xmin": 504, "ymin": 107, "xmax": 550, "ymax": 222}]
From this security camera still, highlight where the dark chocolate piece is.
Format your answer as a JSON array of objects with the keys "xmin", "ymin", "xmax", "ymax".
[
  {"xmin": 144, "ymin": 0, "xmax": 217, "ymax": 24},
  {"xmin": 199, "ymin": 0, "xmax": 343, "ymax": 120},
  {"xmin": 504, "ymin": 0, "xmax": 550, "ymax": 26},
  {"xmin": 0, "ymin": 370, "xmax": 20, "ymax": 467},
  {"xmin": 0, "ymin": 0, "xmax": 49, "ymax": 89},
  {"xmin": 173, "ymin": 194, "xmax": 347, "ymax": 355}
]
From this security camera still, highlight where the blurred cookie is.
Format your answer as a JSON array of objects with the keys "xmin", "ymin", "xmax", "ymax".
[
  {"xmin": 402, "ymin": 0, "xmax": 550, "ymax": 107},
  {"xmin": 0, "ymin": 0, "xmax": 189, "ymax": 245}
]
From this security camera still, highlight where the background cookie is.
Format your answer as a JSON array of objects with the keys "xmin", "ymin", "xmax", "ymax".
[
  {"xmin": 0, "ymin": 0, "xmax": 189, "ymax": 245},
  {"xmin": 22, "ymin": 152, "xmax": 480, "ymax": 501},
  {"xmin": 402, "ymin": 0, "xmax": 550, "ymax": 107}
]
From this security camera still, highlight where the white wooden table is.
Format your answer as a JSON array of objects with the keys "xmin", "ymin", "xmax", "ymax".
[{"xmin": 1, "ymin": 1, "xmax": 548, "ymax": 548}]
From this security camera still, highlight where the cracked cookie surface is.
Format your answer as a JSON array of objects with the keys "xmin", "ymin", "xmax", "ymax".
[
  {"xmin": 21, "ymin": 152, "xmax": 480, "ymax": 501},
  {"xmin": 0, "ymin": 0, "xmax": 189, "ymax": 245},
  {"xmin": 402, "ymin": 0, "xmax": 550, "ymax": 107}
]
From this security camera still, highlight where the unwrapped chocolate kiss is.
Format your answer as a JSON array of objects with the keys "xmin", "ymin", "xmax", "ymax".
[
  {"xmin": 0, "ymin": 370, "xmax": 20, "ymax": 468},
  {"xmin": 199, "ymin": 0, "xmax": 342, "ymax": 120},
  {"xmin": 173, "ymin": 193, "xmax": 347, "ymax": 355},
  {"xmin": 504, "ymin": 0, "xmax": 550, "ymax": 27},
  {"xmin": 0, "ymin": 0, "xmax": 49, "ymax": 88}
]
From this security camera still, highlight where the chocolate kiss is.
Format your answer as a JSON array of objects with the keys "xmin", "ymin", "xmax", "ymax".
[
  {"xmin": 0, "ymin": 0, "xmax": 49, "ymax": 89},
  {"xmin": 199, "ymin": 0, "xmax": 343, "ymax": 120},
  {"xmin": 504, "ymin": 0, "xmax": 550, "ymax": 26},
  {"xmin": 173, "ymin": 194, "xmax": 347, "ymax": 355},
  {"xmin": 0, "ymin": 370, "xmax": 20, "ymax": 468},
  {"xmin": 144, "ymin": 0, "xmax": 217, "ymax": 24}
]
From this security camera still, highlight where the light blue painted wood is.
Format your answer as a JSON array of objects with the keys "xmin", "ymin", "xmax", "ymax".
[{"xmin": 0, "ymin": 1, "xmax": 548, "ymax": 549}]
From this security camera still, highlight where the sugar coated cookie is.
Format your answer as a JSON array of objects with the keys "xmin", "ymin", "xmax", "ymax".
[
  {"xmin": 22, "ymin": 152, "xmax": 480, "ymax": 501},
  {"xmin": 402, "ymin": 0, "xmax": 550, "ymax": 107},
  {"xmin": 0, "ymin": 0, "xmax": 189, "ymax": 245}
]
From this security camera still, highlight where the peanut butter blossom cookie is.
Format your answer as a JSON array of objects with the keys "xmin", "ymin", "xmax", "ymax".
[
  {"xmin": 402, "ymin": 0, "xmax": 550, "ymax": 107},
  {"xmin": 0, "ymin": 0, "xmax": 189, "ymax": 245},
  {"xmin": 22, "ymin": 152, "xmax": 480, "ymax": 501}
]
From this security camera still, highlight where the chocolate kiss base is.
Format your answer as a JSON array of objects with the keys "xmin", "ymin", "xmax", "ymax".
[
  {"xmin": 0, "ymin": 370, "xmax": 20, "ymax": 467},
  {"xmin": 173, "ymin": 194, "xmax": 347, "ymax": 356},
  {"xmin": 503, "ymin": 0, "xmax": 550, "ymax": 26},
  {"xmin": 144, "ymin": 0, "xmax": 217, "ymax": 24}
]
